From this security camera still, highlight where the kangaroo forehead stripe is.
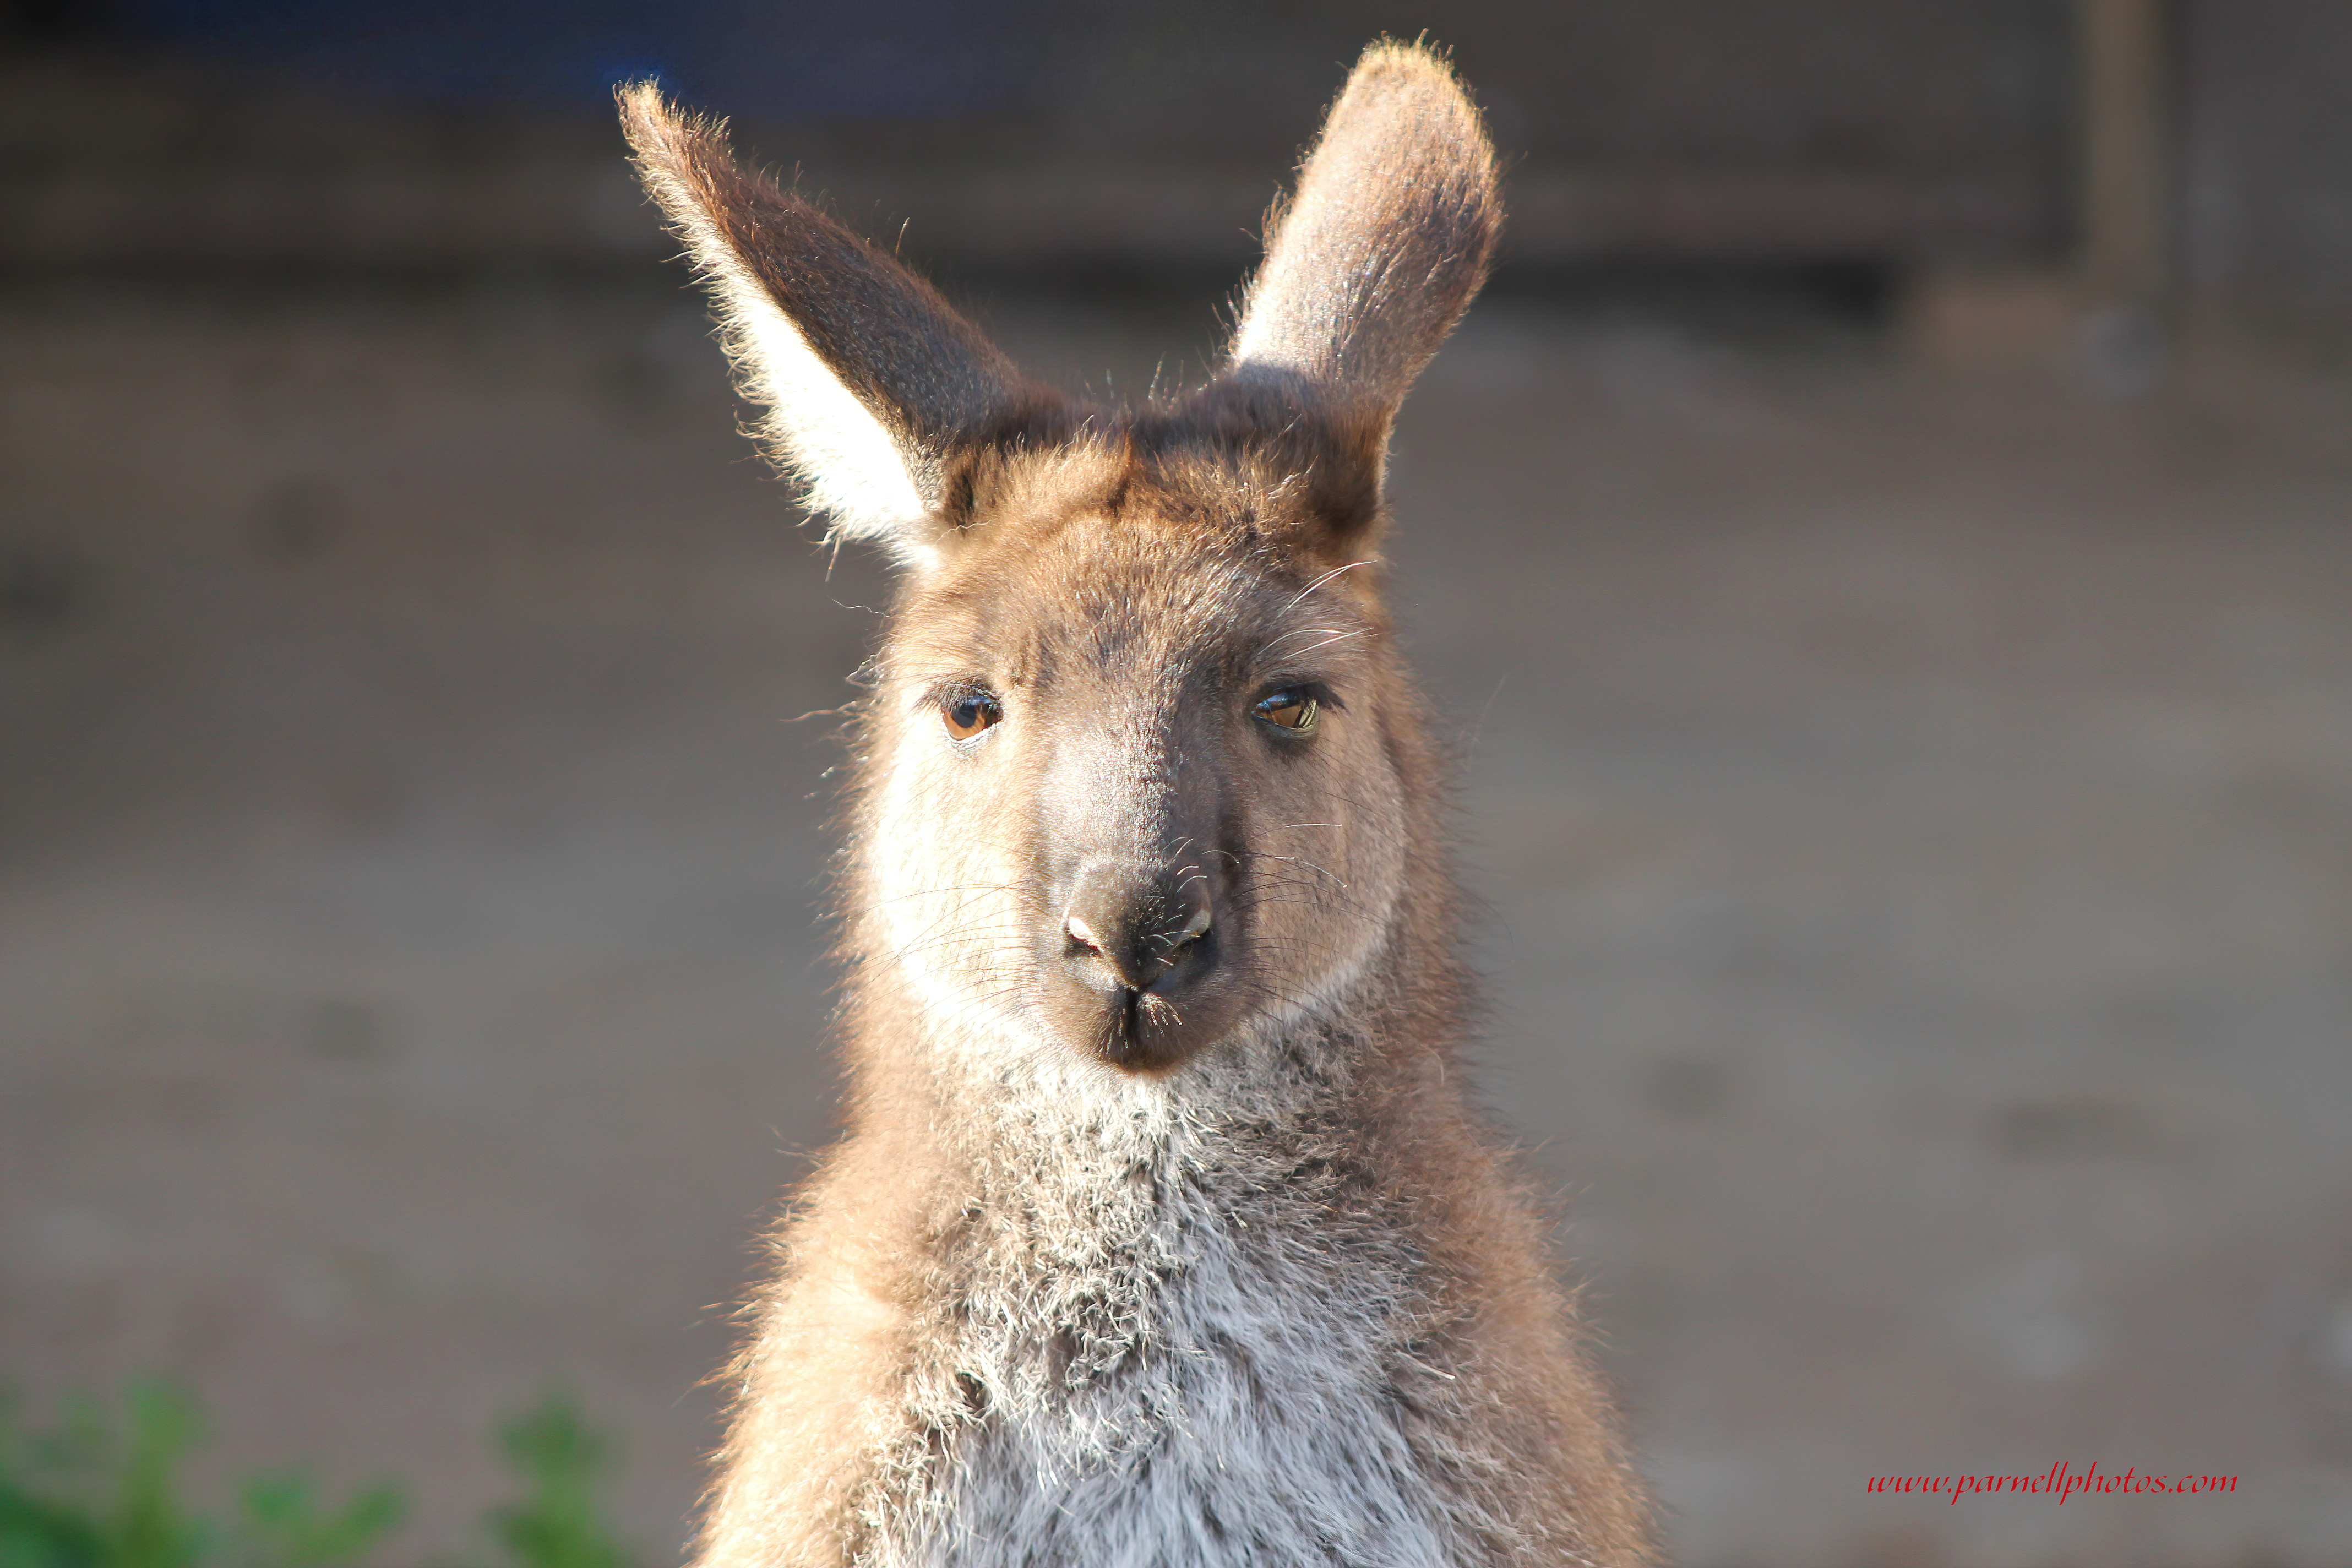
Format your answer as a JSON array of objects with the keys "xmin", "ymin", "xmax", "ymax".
[{"xmin": 897, "ymin": 522, "xmax": 1382, "ymax": 687}]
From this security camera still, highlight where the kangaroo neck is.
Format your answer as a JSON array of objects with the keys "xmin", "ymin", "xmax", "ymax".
[{"xmin": 856, "ymin": 1019, "xmax": 1463, "ymax": 1568}]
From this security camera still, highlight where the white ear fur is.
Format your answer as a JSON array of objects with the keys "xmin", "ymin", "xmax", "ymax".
[
  {"xmin": 726, "ymin": 289, "xmax": 930, "ymax": 553},
  {"xmin": 620, "ymin": 82, "xmax": 1035, "ymax": 567}
]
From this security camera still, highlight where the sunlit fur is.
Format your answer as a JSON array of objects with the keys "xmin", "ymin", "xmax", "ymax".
[{"xmin": 624, "ymin": 40, "xmax": 1657, "ymax": 1568}]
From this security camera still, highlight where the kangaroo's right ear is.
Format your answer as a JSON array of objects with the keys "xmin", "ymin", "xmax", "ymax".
[{"xmin": 619, "ymin": 83, "xmax": 1049, "ymax": 565}]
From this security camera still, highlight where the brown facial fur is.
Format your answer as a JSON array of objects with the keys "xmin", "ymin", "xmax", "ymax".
[
  {"xmin": 622, "ymin": 39, "xmax": 1658, "ymax": 1568},
  {"xmin": 861, "ymin": 433, "xmax": 1412, "ymax": 1076}
]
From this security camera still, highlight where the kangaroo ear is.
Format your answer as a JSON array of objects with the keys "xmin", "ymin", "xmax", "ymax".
[
  {"xmin": 619, "ymin": 83, "xmax": 1049, "ymax": 564},
  {"xmin": 1221, "ymin": 41, "xmax": 1499, "ymax": 486}
]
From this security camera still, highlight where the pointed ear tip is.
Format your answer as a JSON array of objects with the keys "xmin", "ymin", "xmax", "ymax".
[
  {"xmin": 1358, "ymin": 36, "xmax": 1446, "ymax": 68},
  {"xmin": 618, "ymin": 88, "xmax": 745, "ymax": 193},
  {"xmin": 1336, "ymin": 39, "xmax": 1494, "ymax": 153},
  {"xmin": 615, "ymin": 78, "xmax": 664, "ymax": 123},
  {"xmin": 1353, "ymin": 37, "xmax": 1469, "ymax": 90},
  {"xmin": 615, "ymin": 81, "xmax": 677, "ymax": 150},
  {"xmin": 616, "ymin": 79, "xmax": 723, "ymax": 151}
]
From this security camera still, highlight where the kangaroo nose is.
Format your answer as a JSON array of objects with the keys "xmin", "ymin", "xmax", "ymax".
[{"xmin": 1061, "ymin": 863, "xmax": 1214, "ymax": 993}]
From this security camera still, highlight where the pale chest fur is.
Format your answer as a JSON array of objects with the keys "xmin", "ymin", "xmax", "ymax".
[{"xmin": 850, "ymin": 1073, "xmax": 1485, "ymax": 1568}]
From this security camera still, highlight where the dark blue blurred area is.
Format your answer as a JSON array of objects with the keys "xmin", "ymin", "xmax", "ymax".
[{"xmin": 103, "ymin": 0, "xmax": 1055, "ymax": 118}]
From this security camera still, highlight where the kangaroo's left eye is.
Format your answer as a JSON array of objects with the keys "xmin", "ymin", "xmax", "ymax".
[{"xmin": 1253, "ymin": 688, "xmax": 1320, "ymax": 734}]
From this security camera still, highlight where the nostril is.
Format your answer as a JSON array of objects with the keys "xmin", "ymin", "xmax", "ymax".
[
  {"xmin": 1168, "ymin": 903, "xmax": 1212, "ymax": 956},
  {"xmin": 1065, "ymin": 913, "xmax": 1104, "ymax": 956},
  {"xmin": 1146, "ymin": 903, "xmax": 1213, "ymax": 977}
]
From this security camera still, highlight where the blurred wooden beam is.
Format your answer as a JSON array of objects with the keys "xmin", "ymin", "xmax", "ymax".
[
  {"xmin": 2079, "ymin": 0, "xmax": 2172, "ymax": 304},
  {"xmin": 0, "ymin": 53, "xmax": 2062, "ymax": 276}
]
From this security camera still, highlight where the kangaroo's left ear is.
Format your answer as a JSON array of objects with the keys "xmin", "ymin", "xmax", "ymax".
[
  {"xmin": 619, "ymin": 83, "xmax": 1057, "ymax": 566},
  {"xmin": 1209, "ymin": 41, "xmax": 1500, "ymax": 538}
]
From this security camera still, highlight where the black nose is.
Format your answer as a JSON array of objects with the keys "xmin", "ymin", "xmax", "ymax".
[{"xmin": 1060, "ymin": 861, "xmax": 1215, "ymax": 993}]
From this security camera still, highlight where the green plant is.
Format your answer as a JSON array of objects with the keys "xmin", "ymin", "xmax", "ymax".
[
  {"xmin": 483, "ymin": 1397, "xmax": 629, "ymax": 1568},
  {"xmin": 0, "ymin": 1386, "xmax": 400, "ymax": 1568},
  {"xmin": 0, "ymin": 1386, "xmax": 634, "ymax": 1568},
  {"xmin": 232, "ymin": 1475, "xmax": 401, "ymax": 1568}
]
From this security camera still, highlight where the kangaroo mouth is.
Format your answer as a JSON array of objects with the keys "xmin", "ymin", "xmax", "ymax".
[
  {"xmin": 1055, "ymin": 954, "xmax": 1242, "ymax": 1076},
  {"xmin": 1095, "ymin": 986, "xmax": 1195, "ymax": 1073}
]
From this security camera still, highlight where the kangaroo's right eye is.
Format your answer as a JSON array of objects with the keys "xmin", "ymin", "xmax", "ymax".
[{"xmin": 942, "ymin": 693, "xmax": 1003, "ymax": 741}]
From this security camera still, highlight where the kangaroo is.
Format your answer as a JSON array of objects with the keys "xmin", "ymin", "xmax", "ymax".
[{"xmin": 621, "ymin": 40, "xmax": 1657, "ymax": 1568}]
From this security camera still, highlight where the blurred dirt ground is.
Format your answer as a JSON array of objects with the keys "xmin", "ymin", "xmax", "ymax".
[{"xmin": 3, "ymin": 272, "xmax": 2350, "ymax": 1567}]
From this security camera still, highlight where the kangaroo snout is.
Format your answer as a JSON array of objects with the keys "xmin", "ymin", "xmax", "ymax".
[{"xmin": 1059, "ymin": 858, "xmax": 1217, "ymax": 993}]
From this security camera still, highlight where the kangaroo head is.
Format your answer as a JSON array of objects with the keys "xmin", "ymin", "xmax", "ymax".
[{"xmin": 622, "ymin": 42, "xmax": 1498, "ymax": 1078}]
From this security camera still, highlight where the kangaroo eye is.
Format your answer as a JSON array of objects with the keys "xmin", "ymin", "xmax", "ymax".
[
  {"xmin": 943, "ymin": 692, "xmax": 1003, "ymax": 741},
  {"xmin": 1253, "ymin": 688, "xmax": 1319, "ymax": 734}
]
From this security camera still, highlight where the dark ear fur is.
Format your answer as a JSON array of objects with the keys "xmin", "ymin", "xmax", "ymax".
[
  {"xmin": 619, "ymin": 83, "xmax": 1056, "ymax": 560},
  {"xmin": 1209, "ymin": 41, "xmax": 1500, "ymax": 540}
]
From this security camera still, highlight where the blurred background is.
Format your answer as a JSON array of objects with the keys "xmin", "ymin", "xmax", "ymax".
[{"xmin": 3, "ymin": 2, "xmax": 2349, "ymax": 1565}]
